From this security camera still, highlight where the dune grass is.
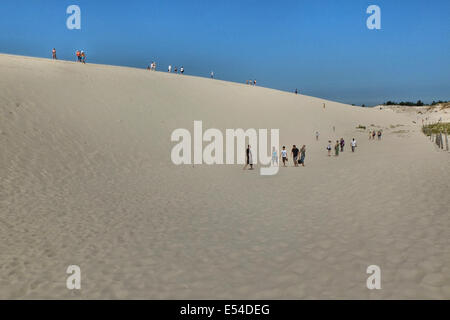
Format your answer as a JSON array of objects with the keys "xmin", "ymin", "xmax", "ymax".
[{"xmin": 422, "ymin": 122, "xmax": 450, "ymax": 135}]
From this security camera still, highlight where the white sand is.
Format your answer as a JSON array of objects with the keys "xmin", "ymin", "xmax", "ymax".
[{"xmin": 0, "ymin": 54, "xmax": 449, "ymax": 299}]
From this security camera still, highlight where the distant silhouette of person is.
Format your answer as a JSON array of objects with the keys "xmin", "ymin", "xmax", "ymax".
[
  {"xmin": 52, "ymin": 48, "xmax": 57, "ymax": 60},
  {"xmin": 243, "ymin": 145, "xmax": 253, "ymax": 170}
]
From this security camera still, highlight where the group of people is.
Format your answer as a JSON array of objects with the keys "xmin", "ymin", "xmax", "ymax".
[
  {"xmin": 369, "ymin": 130, "xmax": 382, "ymax": 140},
  {"xmin": 279, "ymin": 145, "xmax": 306, "ymax": 167},
  {"xmin": 161, "ymin": 64, "xmax": 184, "ymax": 74},
  {"xmin": 246, "ymin": 79, "xmax": 257, "ymax": 86},
  {"xmin": 50, "ymin": 48, "xmax": 86, "ymax": 63},
  {"xmin": 75, "ymin": 50, "xmax": 86, "ymax": 63},
  {"xmin": 327, "ymin": 138, "xmax": 357, "ymax": 156},
  {"xmin": 243, "ymin": 144, "xmax": 307, "ymax": 170}
]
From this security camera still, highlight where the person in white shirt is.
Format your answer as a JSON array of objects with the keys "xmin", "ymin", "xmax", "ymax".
[
  {"xmin": 168, "ymin": 65, "xmax": 172, "ymax": 72},
  {"xmin": 351, "ymin": 138, "xmax": 357, "ymax": 152},
  {"xmin": 280, "ymin": 146, "xmax": 288, "ymax": 167}
]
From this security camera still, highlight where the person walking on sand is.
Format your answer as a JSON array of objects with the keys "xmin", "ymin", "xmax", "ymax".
[
  {"xmin": 335, "ymin": 140, "xmax": 340, "ymax": 156},
  {"xmin": 327, "ymin": 141, "xmax": 332, "ymax": 156},
  {"xmin": 81, "ymin": 51, "xmax": 86, "ymax": 64},
  {"xmin": 168, "ymin": 65, "xmax": 172, "ymax": 73},
  {"xmin": 369, "ymin": 131, "xmax": 372, "ymax": 140},
  {"xmin": 377, "ymin": 130, "xmax": 382, "ymax": 140},
  {"xmin": 372, "ymin": 130, "xmax": 376, "ymax": 140},
  {"xmin": 323, "ymin": 103, "xmax": 326, "ymax": 109},
  {"xmin": 271, "ymin": 147, "xmax": 278, "ymax": 166},
  {"xmin": 291, "ymin": 145, "xmax": 299, "ymax": 167},
  {"xmin": 281, "ymin": 146, "xmax": 288, "ymax": 167},
  {"xmin": 351, "ymin": 138, "xmax": 357, "ymax": 152},
  {"xmin": 76, "ymin": 50, "xmax": 81, "ymax": 62},
  {"xmin": 295, "ymin": 88, "xmax": 298, "ymax": 95},
  {"xmin": 52, "ymin": 48, "xmax": 57, "ymax": 60},
  {"xmin": 210, "ymin": 71, "xmax": 214, "ymax": 79},
  {"xmin": 316, "ymin": 131, "xmax": 319, "ymax": 141},
  {"xmin": 253, "ymin": 79, "xmax": 256, "ymax": 86},
  {"xmin": 180, "ymin": 66, "xmax": 184, "ymax": 74},
  {"xmin": 299, "ymin": 145, "xmax": 306, "ymax": 166},
  {"xmin": 340, "ymin": 138, "xmax": 345, "ymax": 152},
  {"xmin": 243, "ymin": 145, "xmax": 253, "ymax": 170}
]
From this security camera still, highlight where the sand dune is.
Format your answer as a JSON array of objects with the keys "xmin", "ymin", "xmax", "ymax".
[{"xmin": 0, "ymin": 54, "xmax": 449, "ymax": 299}]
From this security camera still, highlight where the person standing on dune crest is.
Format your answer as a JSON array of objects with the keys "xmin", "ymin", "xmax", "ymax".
[{"xmin": 52, "ymin": 48, "xmax": 57, "ymax": 60}]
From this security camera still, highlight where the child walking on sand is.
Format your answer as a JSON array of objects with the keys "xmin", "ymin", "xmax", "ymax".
[
  {"xmin": 281, "ymin": 146, "xmax": 287, "ymax": 166},
  {"xmin": 291, "ymin": 145, "xmax": 299, "ymax": 167},
  {"xmin": 271, "ymin": 147, "xmax": 278, "ymax": 166},
  {"xmin": 327, "ymin": 141, "xmax": 332, "ymax": 156}
]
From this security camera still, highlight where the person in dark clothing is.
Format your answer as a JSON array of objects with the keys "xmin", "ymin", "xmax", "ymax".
[{"xmin": 291, "ymin": 145, "xmax": 300, "ymax": 167}]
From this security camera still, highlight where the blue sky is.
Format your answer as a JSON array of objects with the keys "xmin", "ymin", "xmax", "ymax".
[{"xmin": 0, "ymin": 0, "xmax": 449, "ymax": 106}]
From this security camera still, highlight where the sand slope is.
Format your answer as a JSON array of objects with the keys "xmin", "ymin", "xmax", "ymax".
[{"xmin": 0, "ymin": 54, "xmax": 449, "ymax": 299}]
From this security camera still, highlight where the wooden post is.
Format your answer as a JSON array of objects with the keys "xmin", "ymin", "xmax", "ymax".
[{"xmin": 446, "ymin": 130, "xmax": 449, "ymax": 151}]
